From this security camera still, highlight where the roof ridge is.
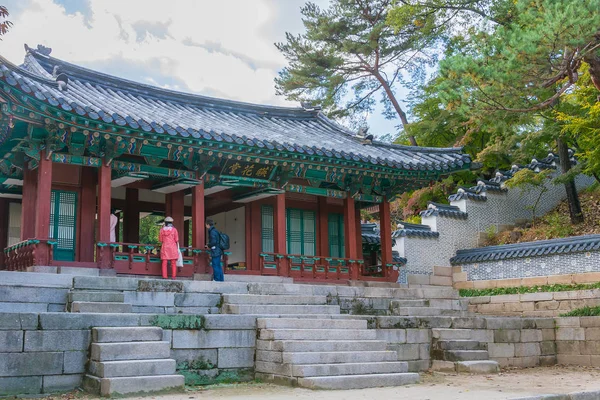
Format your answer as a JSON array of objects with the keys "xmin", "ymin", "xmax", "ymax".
[{"xmin": 27, "ymin": 49, "xmax": 319, "ymax": 118}]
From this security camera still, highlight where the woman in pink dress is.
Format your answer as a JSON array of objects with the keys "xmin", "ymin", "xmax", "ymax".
[{"xmin": 159, "ymin": 216, "xmax": 179, "ymax": 279}]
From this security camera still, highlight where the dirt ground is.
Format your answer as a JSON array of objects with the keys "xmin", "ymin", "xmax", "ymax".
[{"xmin": 115, "ymin": 366, "xmax": 600, "ymax": 400}]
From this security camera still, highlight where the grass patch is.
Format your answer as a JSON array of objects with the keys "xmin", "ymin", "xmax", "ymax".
[
  {"xmin": 561, "ymin": 306, "xmax": 600, "ymax": 317},
  {"xmin": 459, "ymin": 282, "xmax": 600, "ymax": 297},
  {"xmin": 149, "ymin": 314, "xmax": 205, "ymax": 329}
]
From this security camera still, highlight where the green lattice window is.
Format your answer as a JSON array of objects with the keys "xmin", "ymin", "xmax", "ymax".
[
  {"xmin": 261, "ymin": 205, "xmax": 275, "ymax": 264},
  {"xmin": 328, "ymin": 213, "xmax": 345, "ymax": 258},
  {"xmin": 49, "ymin": 190, "xmax": 78, "ymax": 262},
  {"xmin": 286, "ymin": 208, "xmax": 316, "ymax": 256}
]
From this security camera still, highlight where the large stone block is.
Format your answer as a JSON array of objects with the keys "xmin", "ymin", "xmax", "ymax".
[
  {"xmin": 494, "ymin": 329, "xmax": 520, "ymax": 343},
  {"xmin": 579, "ymin": 341, "xmax": 600, "ymax": 355},
  {"xmin": 64, "ymin": 351, "xmax": 88, "ymax": 374},
  {"xmin": 555, "ymin": 317, "xmax": 581, "ymax": 327},
  {"xmin": 488, "ymin": 343, "xmax": 515, "ymax": 358},
  {"xmin": 520, "ymin": 329, "xmax": 543, "ymax": 342},
  {"xmin": 376, "ymin": 329, "xmax": 406, "ymax": 344},
  {"xmin": 0, "ymin": 313, "xmax": 21, "ymax": 330},
  {"xmin": 203, "ymin": 315, "xmax": 257, "ymax": 330},
  {"xmin": 0, "ymin": 376, "xmax": 42, "ymax": 395},
  {"xmin": 0, "ymin": 352, "xmax": 63, "ymax": 376},
  {"xmin": 92, "ymin": 327, "xmax": 163, "ymax": 343},
  {"xmin": 73, "ymin": 276, "xmax": 138, "ymax": 291},
  {"xmin": 557, "ymin": 354, "xmax": 591, "ymax": 366},
  {"xmin": 185, "ymin": 281, "xmax": 248, "ymax": 294},
  {"xmin": 0, "ymin": 302, "xmax": 48, "ymax": 312},
  {"xmin": 217, "ymin": 348, "xmax": 255, "ymax": 368},
  {"xmin": 39, "ymin": 313, "xmax": 142, "ymax": 330},
  {"xmin": 174, "ymin": 293, "xmax": 221, "ymax": 307},
  {"xmin": 0, "ymin": 271, "xmax": 73, "ymax": 288},
  {"xmin": 557, "ymin": 340, "xmax": 581, "ymax": 355},
  {"xmin": 391, "ymin": 343, "xmax": 420, "ymax": 360},
  {"xmin": 540, "ymin": 341, "xmax": 557, "ymax": 356},
  {"xmin": 406, "ymin": 329, "xmax": 430, "ymax": 343},
  {"xmin": 42, "ymin": 374, "xmax": 82, "ymax": 393},
  {"xmin": 556, "ymin": 327, "xmax": 585, "ymax": 341},
  {"xmin": 450, "ymin": 317, "xmax": 487, "ymax": 330},
  {"xmin": 172, "ymin": 329, "xmax": 256, "ymax": 349},
  {"xmin": 123, "ymin": 292, "xmax": 175, "ymax": 307},
  {"xmin": 486, "ymin": 317, "xmax": 522, "ymax": 330},
  {"xmin": 0, "ymin": 330, "xmax": 23, "ymax": 352},
  {"xmin": 25, "ymin": 330, "xmax": 90, "ymax": 352},
  {"xmin": 515, "ymin": 343, "xmax": 541, "ymax": 357}
]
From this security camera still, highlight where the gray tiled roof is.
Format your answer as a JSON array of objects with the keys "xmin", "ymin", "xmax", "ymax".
[
  {"xmin": 0, "ymin": 48, "xmax": 472, "ymax": 173},
  {"xmin": 450, "ymin": 234, "xmax": 600, "ymax": 265},
  {"xmin": 420, "ymin": 202, "xmax": 468, "ymax": 219},
  {"xmin": 393, "ymin": 221, "xmax": 439, "ymax": 238},
  {"xmin": 448, "ymin": 187, "xmax": 487, "ymax": 202}
]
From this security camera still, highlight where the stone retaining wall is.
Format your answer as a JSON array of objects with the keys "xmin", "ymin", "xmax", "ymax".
[
  {"xmin": 555, "ymin": 317, "xmax": 600, "ymax": 367},
  {"xmin": 467, "ymin": 289, "xmax": 600, "ymax": 317},
  {"xmin": 0, "ymin": 312, "xmax": 257, "ymax": 396}
]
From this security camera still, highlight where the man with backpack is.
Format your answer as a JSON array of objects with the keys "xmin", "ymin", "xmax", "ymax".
[{"xmin": 205, "ymin": 218, "xmax": 227, "ymax": 282}]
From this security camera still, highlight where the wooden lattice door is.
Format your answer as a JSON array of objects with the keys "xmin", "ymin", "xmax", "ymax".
[{"xmin": 49, "ymin": 190, "xmax": 78, "ymax": 261}]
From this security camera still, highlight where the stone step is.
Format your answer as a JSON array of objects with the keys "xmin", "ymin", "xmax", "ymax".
[
  {"xmin": 390, "ymin": 299, "xmax": 430, "ymax": 308},
  {"xmin": 83, "ymin": 374, "xmax": 184, "ymax": 396},
  {"xmin": 91, "ymin": 341, "xmax": 171, "ymax": 361},
  {"xmin": 456, "ymin": 360, "xmax": 500, "ymax": 374},
  {"xmin": 223, "ymin": 294, "xmax": 327, "ymax": 305},
  {"xmin": 224, "ymin": 304, "xmax": 340, "ymax": 315},
  {"xmin": 432, "ymin": 349, "xmax": 489, "ymax": 362},
  {"xmin": 89, "ymin": 359, "xmax": 176, "ymax": 378},
  {"xmin": 259, "ymin": 329, "xmax": 376, "ymax": 341},
  {"xmin": 210, "ymin": 274, "xmax": 293, "ymax": 283},
  {"xmin": 434, "ymin": 340, "xmax": 487, "ymax": 351},
  {"xmin": 92, "ymin": 327, "xmax": 163, "ymax": 343},
  {"xmin": 257, "ymin": 340, "xmax": 388, "ymax": 353},
  {"xmin": 293, "ymin": 361, "xmax": 409, "ymax": 378},
  {"xmin": 71, "ymin": 301, "xmax": 132, "ymax": 313},
  {"xmin": 257, "ymin": 350, "xmax": 397, "ymax": 364},
  {"xmin": 68, "ymin": 291, "xmax": 125, "ymax": 303},
  {"xmin": 297, "ymin": 373, "xmax": 420, "ymax": 390},
  {"xmin": 257, "ymin": 318, "xmax": 367, "ymax": 330},
  {"xmin": 432, "ymin": 329, "xmax": 472, "ymax": 340},
  {"xmin": 392, "ymin": 307, "xmax": 465, "ymax": 316}
]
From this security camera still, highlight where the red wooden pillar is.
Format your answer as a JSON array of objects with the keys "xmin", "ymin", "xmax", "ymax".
[
  {"xmin": 245, "ymin": 205, "xmax": 253, "ymax": 270},
  {"xmin": 167, "ymin": 191, "xmax": 185, "ymax": 240},
  {"xmin": 35, "ymin": 151, "xmax": 53, "ymax": 239},
  {"xmin": 250, "ymin": 201, "xmax": 262, "ymax": 271},
  {"xmin": 0, "ymin": 198, "xmax": 8, "ymax": 267},
  {"xmin": 124, "ymin": 188, "xmax": 140, "ymax": 243},
  {"xmin": 191, "ymin": 182, "xmax": 207, "ymax": 272},
  {"xmin": 317, "ymin": 197, "xmax": 329, "ymax": 257},
  {"xmin": 379, "ymin": 200, "xmax": 396, "ymax": 281},
  {"xmin": 79, "ymin": 167, "xmax": 97, "ymax": 262},
  {"xmin": 20, "ymin": 163, "xmax": 37, "ymax": 240},
  {"xmin": 355, "ymin": 206, "xmax": 363, "ymax": 264},
  {"xmin": 274, "ymin": 194, "xmax": 288, "ymax": 276},
  {"xmin": 344, "ymin": 196, "xmax": 358, "ymax": 280},
  {"xmin": 97, "ymin": 163, "xmax": 112, "ymax": 268}
]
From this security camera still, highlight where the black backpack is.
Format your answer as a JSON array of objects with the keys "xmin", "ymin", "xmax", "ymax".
[{"xmin": 218, "ymin": 232, "xmax": 230, "ymax": 250}]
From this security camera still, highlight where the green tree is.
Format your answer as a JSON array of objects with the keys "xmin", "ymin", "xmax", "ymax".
[
  {"xmin": 275, "ymin": 0, "xmax": 440, "ymax": 145},
  {"xmin": 139, "ymin": 215, "xmax": 161, "ymax": 245},
  {"xmin": 389, "ymin": 0, "xmax": 600, "ymax": 224}
]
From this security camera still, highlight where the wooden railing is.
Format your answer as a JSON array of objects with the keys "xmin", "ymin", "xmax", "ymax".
[
  {"xmin": 259, "ymin": 252, "xmax": 402, "ymax": 282},
  {"xmin": 96, "ymin": 242, "xmax": 210, "ymax": 276},
  {"xmin": 4, "ymin": 239, "xmax": 57, "ymax": 271}
]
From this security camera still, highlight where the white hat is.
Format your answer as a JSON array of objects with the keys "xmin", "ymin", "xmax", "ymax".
[{"xmin": 164, "ymin": 216, "xmax": 174, "ymax": 223}]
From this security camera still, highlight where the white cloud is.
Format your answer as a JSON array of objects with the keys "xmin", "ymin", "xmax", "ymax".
[{"xmin": 2, "ymin": 0, "xmax": 293, "ymax": 105}]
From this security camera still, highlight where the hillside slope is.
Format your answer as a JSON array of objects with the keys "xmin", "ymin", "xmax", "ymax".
[{"xmin": 484, "ymin": 183, "xmax": 600, "ymax": 246}]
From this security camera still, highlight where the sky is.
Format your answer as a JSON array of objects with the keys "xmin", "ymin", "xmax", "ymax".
[{"xmin": 0, "ymin": 0, "xmax": 405, "ymax": 138}]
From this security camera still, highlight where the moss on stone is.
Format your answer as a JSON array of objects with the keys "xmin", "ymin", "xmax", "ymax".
[
  {"xmin": 180, "ymin": 369, "xmax": 254, "ymax": 386},
  {"xmin": 149, "ymin": 314, "xmax": 205, "ymax": 330}
]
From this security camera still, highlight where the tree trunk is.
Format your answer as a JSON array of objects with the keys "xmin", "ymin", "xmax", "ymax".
[
  {"xmin": 584, "ymin": 53, "xmax": 600, "ymax": 92},
  {"xmin": 557, "ymin": 138, "xmax": 584, "ymax": 224},
  {"xmin": 373, "ymin": 71, "xmax": 419, "ymax": 146}
]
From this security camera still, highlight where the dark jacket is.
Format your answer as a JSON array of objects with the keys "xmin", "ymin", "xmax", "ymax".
[{"xmin": 207, "ymin": 226, "xmax": 223, "ymax": 257}]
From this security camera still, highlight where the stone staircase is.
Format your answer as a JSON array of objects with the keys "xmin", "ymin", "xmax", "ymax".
[
  {"xmin": 389, "ymin": 298, "xmax": 470, "ymax": 317},
  {"xmin": 222, "ymin": 293, "xmax": 340, "ymax": 315},
  {"xmin": 430, "ymin": 328, "xmax": 499, "ymax": 374},
  {"xmin": 83, "ymin": 327, "xmax": 184, "ymax": 396},
  {"xmin": 255, "ymin": 317, "xmax": 420, "ymax": 389},
  {"xmin": 67, "ymin": 290, "xmax": 132, "ymax": 313}
]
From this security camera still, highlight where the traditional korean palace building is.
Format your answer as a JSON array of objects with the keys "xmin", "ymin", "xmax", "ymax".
[{"xmin": 0, "ymin": 45, "xmax": 471, "ymax": 283}]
